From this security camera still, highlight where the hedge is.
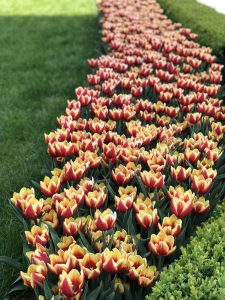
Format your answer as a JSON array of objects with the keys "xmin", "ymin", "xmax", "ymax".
[
  {"xmin": 157, "ymin": 0, "xmax": 225, "ymax": 79},
  {"xmin": 147, "ymin": 202, "xmax": 225, "ymax": 300}
]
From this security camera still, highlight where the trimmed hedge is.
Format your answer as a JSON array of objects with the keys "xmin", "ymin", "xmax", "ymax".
[
  {"xmin": 158, "ymin": 0, "xmax": 225, "ymax": 78},
  {"xmin": 147, "ymin": 202, "xmax": 225, "ymax": 300}
]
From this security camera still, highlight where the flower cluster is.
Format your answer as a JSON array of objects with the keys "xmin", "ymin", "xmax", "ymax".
[{"xmin": 10, "ymin": 0, "xmax": 225, "ymax": 298}]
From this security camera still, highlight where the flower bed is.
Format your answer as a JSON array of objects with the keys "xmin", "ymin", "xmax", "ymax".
[{"xmin": 5, "ymin": 0, "xmax": 225, "ymax": 299}]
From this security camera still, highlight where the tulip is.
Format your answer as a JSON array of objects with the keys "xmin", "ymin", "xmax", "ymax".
[
  {"xmin": 59, "ymin": 269, "xmax": 84, "ymax": 298},
  {"xmin": 148, "ymin": 231, "xmax": 176, "ymax": 256},
  {"xmin": 26, "ymin": 244, "xmax": 49, "ymax": 265},
  {"xmin": 102, "ymin": 248, "xmax": 128, "ymax": 273},
  {"xmin": 113, "ymin": 230, "xmax": 134, "ymax": 248},
  {"xmin": 115, "ymin": 194, "xmax": 134, "ymax": 212},
  {"xmin": 102, "ymin": 142, "xmax": 120, "ymax": 159},
  {"xmin": 193, "ymin": 196, "xmax": 210, "ymax": 214},
  {"xmin": 170, "ymin": 166, "xmax": 191, "ymax": 182},
  {"xmin": 47, "ymin": 249, "xmax": 74, "ymax": 275},
  {"xmin": 78, "ymin": 177, "xmax": 94, "ymax": 194},
  {"xmin": 136, "ymin": 208, "xmax": 159, "ymax": 229},
  {"xmin": 79, "ymin": 253, "xmax": 102, "ymax": 280},
  {"xmin": 85, "ymin": 189, "xmax": 107, "ymax": 209},
  {"xmin": 158, "ymin": 214, "xmax": 182, "ymax": 237},
  {"xmin": 94, "ymin": 209, "xmax": 116, "ymax": 231},
  {"xmin": 64, "ymin": 159, "xmax": 87, "ymax": 181},
  {"xmin": 112, "ymin": 165, "xmax": 134, "ymax": 185},
  {"xmin": 140, "ymin": 170, "xmax": 165, "ymax": 189},
  {"xmin": 20, "ymin": 197, "xmax": 43, "ymax": 219},
  {"xmin": 25, "ymin": 224, "xmax": 49, "ymax": 246},
  {"xmin": 11, "ymin": 187, "xmax": 35, "ymax": 209},
  {"xmin": 171, "ymin": 195, "xmax": 193, "ymax": 218},
  {"xmin": 21, "ymin": 263, "xmax": 47, "ymax": 289},
  {"xmin": 42, "ymin": 209, "xmax": 59, "ymax": 229},
  {"xmin": 64, "ymin": 186, "xmax": 85, "ymax": 205},
  {"xmin": 57, "ymin": 236, "xmax": 76, "ymax": 251},
  {"xmin": 191, "ymin": 174, "xmax": 212, "ymax": 194},
  {"xmin": 91, "ymin": 230, "xmax": 110, "ymax": 252},
  {"xmin": 79, "ymin": 150, "xmax": 102, "ymax": 168},
  {"xmin": 55, "ymin": 198, "xmax": 77, "ymax": 218},
  {"xmin": 40, "ymin": 176, "xmax": 61, "ymax": 196},
  {"xmin": 133, "ymin": 193, "xmax": 155, "ymax": 212},
  {"xmin": 128, "ymin": 254, "xmax": 147, "ymax": 280},
  {"xmin": 63, "ymin": 217, "xmax": 87, "ymax": 236},
  {"xmin": 137, "ymin": 265, "xmax": 159, "ymax": 287},
  {"xmin": 69, "ymin": 244, "xmax": 87, "ymax": 267},
  {"xmin": 184, "ymin": 147, "xmax": 201, "ymax": 164}
]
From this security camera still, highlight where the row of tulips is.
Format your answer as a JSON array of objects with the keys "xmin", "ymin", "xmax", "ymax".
[{"xmin": 7, "ymin": 0, "xmax": 225, "ymax": 299}]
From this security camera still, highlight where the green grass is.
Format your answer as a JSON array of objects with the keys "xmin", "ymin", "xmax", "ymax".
[
  {"xmin": 158, "ymin": 0, "xmax": 225, "ymax": 78},
  {"xmin": 0, "ymin": 0, "xmax": 98, "ymax": 296}
]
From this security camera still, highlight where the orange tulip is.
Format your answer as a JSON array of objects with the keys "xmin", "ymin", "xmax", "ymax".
[
  {"xmin": 191, "ymin": 174, "xmax": 212, "ymax": 194},
  {"xmin": 26, "ymin": 244, "xmax": 49, "ymax": 265},
  {"xmin": 11, "ymin": 187, "xmax": 35, "ymax": 209},
  {"xmin": 112, "ymin": 165, "xmax": 134, "ymax": 185},
  {"xmin": 136, "ymin": 208, "xmax": 159, "ymax": 229},
  {"xmin": 158, "ymin": 214, "xmax": 182, "ymax": 237},
  {"xmin": 102, "ymin": 248, "xmax": 128, "ymax": 273},
  {"xmin": 137, "ymin": 265, "xmax": 159, "ymax": 287},
  {"xmin": 133, "ymin": 193, "xmax": 155, "ymax": 212},
  {"xmin": 184, "ymin": 147, "xmax": 201, "ymax": 164},
  {"xmin": 40, "ymin": 176, "xmax": 61, "ymax": 196},
  {"xmin": 193, "ymin": 196, "xmax": 210, "ymax": 214},
  {"xmin": 171, "ymin": 194, "xmax": 193, "ymax": 218},
  {"xmin": 25, "ymin": 224, "xmax": 49, "ymax": 246},
  {"xmin": 21, "ymin": 263, "xmax": 47, "ymax": 289},
  {"xmin": 148, "ymin": 231, "xmax": 176, "ymax": 256},
  {"xmin": 20, "ymin": 197, "xmax": 43, "ymax": 219},
  {"xmin": 140, "ymin": 170, "xmax": 165, "ymax": 189},
  {"xmin": 94, "ymin": 209, "xmax": 116, "ymax": 231},
  {"xmin": 78, "ymin": 177, "xmax": 94, "ymax": 194},
  {"xmin": 59, "ymin": 269, "xmax": 84, "ymax": 298},
  {"xmin": 63, "ymin": 217, "xmax": 87, "ymax": 236},
  {"xmin": 42, "ymin": 209, "xmax": 59, "ymax": 229},
  {"xmin": 80, "ymin": 253, "xmax": 102, "ymax": 280},
  {"xmin": 47, "ymin": 249, "xmax": 74, "ymax": 275},
  {"xmin": 115, "ymin": 194, "xmax": 134, "ymax": 212},
  {"xmin": 85, "ymin": 189, "xmax": 107, "ymax": 209},
  {"xmin": 57, "ymin": 236, "xmax": 76, "ymax": 251},
  {"xmin": 128, "ymin": 254, "xmax": 147, "ymax": 280},
  {"xmin": 170, "ymin": 166, "xmax": 191, "ymax": 182},
  {"xmin": 64, "ymin": 158, "xmax": 88, "ymax": 181}
]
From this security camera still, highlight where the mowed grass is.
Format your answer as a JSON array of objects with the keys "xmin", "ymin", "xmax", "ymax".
[{"xmin": 0, "ymin": 0, "xmax": 98, "ymax": 296}]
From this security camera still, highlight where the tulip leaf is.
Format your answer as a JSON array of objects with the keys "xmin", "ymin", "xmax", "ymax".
[
  {"xmin": 134, "ymin": 173, "xmax": 148, "ymax": 197},
  {"xmin": 44, "ymin": 222, "xmax": 60, "ymax": 252},
  {"xmin": 7, "ymin": 276, "xmax": 27, "ymax": 295},
  {"xmin": 78, "ymin": 228, "xmax": 94, "ymax": 252},
  {"xmin": 105, "ymin": 291, "xmax": 116, "ymax": 300},
  {"xmin": 124, "ymin": 287, "xmax": 133, "ymax": 300},
  {"xmin": 43, "ymin": 280, "xmax": 53, "ymax": 300},
  {"xmin": 86, "ymin": 282, "xmax": 103, "ymax": 300},
  {"xmin": 0, "ymin": 256, "xmax": 21, "ymax": 270},
  {"xmin": 31, "ymin": 179, "xmax": 40, "ymax": 189}
]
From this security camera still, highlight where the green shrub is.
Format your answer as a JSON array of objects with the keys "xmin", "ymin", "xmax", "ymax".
[
  {"xmin": 158, "ymin": 0, "xmax": 225, "ymax": 78},
  {"xmin": 147, "ymin": 202, "xmax": 225, "ymax": 300}
]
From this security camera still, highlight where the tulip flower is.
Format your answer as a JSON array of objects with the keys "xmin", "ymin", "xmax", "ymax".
[
  {"xmin": 21, "ymin": 263, "xmax": 47, "ymax": 289},
  {"xmin": 25, "ymin": 224, "xmax": 49, "ymax": 246},
  {"xmin": 128, "ymin": 254, "xmax": 147, "ymax": 280},
  {"xmin": 79, "ymin": 177, "xmax": 94, "ymax": 194},
  {"xmin": 63, "ymin": 217, "xmax": 87, "ymax": 236},
  {"xmin": 148, "ymin": 231, "xmax": 176, "ymax": 256},
  {"xmin": 140, "ymin": 170, "xmax": 165, "ymax": 189},
  {"xmin": 64, "ymin": 186, "xmax": 85, "ymax": 205},
  {"xmin": 64, "ymin": 159, "xmax": 87, "ymax": 181},
  {"xmin": 57, "ymin": 236, "xmax": 76, "ymax": 251},
  {"xmin": 191, "ymin": 174, "xmax": 212, "ymax": 194},
  {"xmin": 137, "ymin": 265, "xmax": 159, "ymax": 287},
  {"xmin": 20, "ymin": 197, "xmax": 43, "ymax": 219},
  {"xmin": 158, "ymin": 214, "xmax": 182, "ymax": 237},
  {"xmin": 42, "ymin": 209, "xmax": 59, "ymax": 229},
  {"xmin": 79, "ymin": 253, "xmax": 102, "ymax": 280},
  {"xmin": 85, "ymin": 189, "xmax": 107, "ymax": 208},
  {"xmin": 193, "ymin": 196, "xmax": 210, "ymax": 214},
  {"xmin": 133, "ymin": 193, "xmax": 155, "ymax": 212},
  {"xmin": 171, "ymin": 166, "xmax": 191, "ymax": 182},
  {"xmin": 136, "ymin": 208, "xmax": 159, "ymax": 229},
  {"xmin": 55, "ymin": 198, "xmax": 77, "ymax": 218},
  {"xmin": 59, "ymin": 269, "xmax": 84, "ymax": 298},
  {"xmin": 112, "ymin": 165, "xmax": 134, "ymax": 185},
  {"xmin": 94, "ymin": 209, "xmax": 116, "ymax": 231},
  {"xmin": 102, "ymin": 248, "xmax": 128, "ymax": 273},
  {"xmin": 26, "ymin": 244, "xmax": 49, "ymax": 265},
  {"xmin": 115, "ymin": 194, "xmax": 134, "ymax": 212},
  {"xmin": 11, "ymin": 187, "xmax": 35, "ymax": 209},
  {"xmin": 40, "ymin": 176, "xmax": 61, "ymax": 196},
  {"xmin": 184, "ymin": 147, "xmax": 201, "ymax": 164},
  {"xmin": 171, "ymin": 195, "xmax": 193, "ymax": 218},
  {"xmin": 47, "ymin": 249, "xmax": 74, "ymax": 275}
]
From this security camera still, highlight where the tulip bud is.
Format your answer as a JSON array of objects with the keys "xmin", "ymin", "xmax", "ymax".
[
  {"xmin": 94, "ymin": 209, "xmax": 116, "ymax": 231},
  {"xmin": 148, "ymin": 231, "xmax": 176, "ymax": 256}
]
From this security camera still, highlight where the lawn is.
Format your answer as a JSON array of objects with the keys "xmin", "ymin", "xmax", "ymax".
[{"xmin": 0, "ymin": 0, "xmax": 98, "ymax": 296}]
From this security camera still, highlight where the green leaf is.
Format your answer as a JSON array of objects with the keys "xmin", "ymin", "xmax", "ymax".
[
  {"xmin": 78, "ymin": 228, "xmax": 94, "ymax": 252},
  {"xmin": 87, "ymin": 282, "xmax": 103, "ymax": 300},
  {"xmin": 43, "ymin": 280, "xmax": 53, "ymax": 300},
  {"xmin": 0, "ymin": 256, "xmax": 21, "ymax": 270},
  {"xmin": 44, "ymin": 222, "xmax": 60, "ymax": 252}
]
